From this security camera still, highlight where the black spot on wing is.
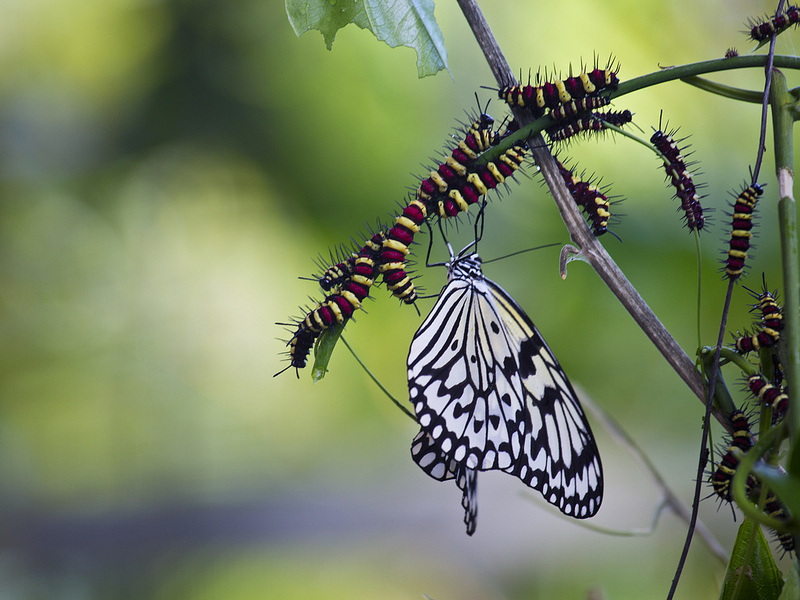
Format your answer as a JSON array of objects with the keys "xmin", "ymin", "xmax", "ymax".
[{"xmin": 517, "ymin": 336, "xmax": 545, "ymax": 377}]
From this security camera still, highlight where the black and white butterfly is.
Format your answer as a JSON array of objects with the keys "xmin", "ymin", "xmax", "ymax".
[{"xmin": 408, "ymin": 244, "xmax": 603, "ymax": 534}]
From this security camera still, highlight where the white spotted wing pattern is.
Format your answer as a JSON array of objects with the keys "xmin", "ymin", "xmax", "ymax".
[
  {"xmin": 410, "ymin": 431, "xmax": 478, "ymax": 535},
  {"xmin": 408, "ymin": 251, "xmax": 602, "ymax": 532}
]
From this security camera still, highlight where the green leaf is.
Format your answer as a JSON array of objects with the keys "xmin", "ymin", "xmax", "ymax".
[
  {"xmin": 286, "ymin": 0, "xmax": 370, "ymax": 49},
  {"xmin": 285, "ymin": 0, "xmax": 449, "ymax": 77},
  {"xmin": 777, "ymin": 563, "xmax": 799, "ymax": 600},
  {"xmin": 719, "ymin": 519, "xmax": 784, "ymax": 600},
  {"xmin": 310, "ymin": 322, "xmax": 345, "ymax": 382},
  {"xmin": 750, "ymin": 462, "xmax": 800, "ymax": 530}
]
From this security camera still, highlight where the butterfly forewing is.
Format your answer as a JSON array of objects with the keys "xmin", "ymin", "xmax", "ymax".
[{"xmin": 408, "ymin": 252, "xmax": 602, "ymax": 521}]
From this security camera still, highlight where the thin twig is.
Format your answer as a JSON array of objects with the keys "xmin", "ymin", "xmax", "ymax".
[
  {"xmin": 582, "ymin": 393, "xmax": 727, "ymax": 563},
  {"xmin": 666, "ymin": 281, "xmax": 733, "ymax": 600}
]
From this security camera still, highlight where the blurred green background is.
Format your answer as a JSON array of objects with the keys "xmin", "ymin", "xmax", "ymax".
[{"xmin": 0, "ymin": 0, "xmax": 795, "ymax": 598}]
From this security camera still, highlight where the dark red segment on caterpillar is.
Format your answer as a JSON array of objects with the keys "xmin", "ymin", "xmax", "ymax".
[
  {"xmin": 749, "ymin": 5, "xmax": 800, "ymax": 42},
  {"xmin": 380, "ymin": 199, "xmax": 426, "ymax": 305},
  {"xmin": 734, "ymin": 284, "xmax": 783, "ymax": 353},
  {"xmin": 418, "ymin": 113, "xmax": 498, "ymax": 200},
  {"xmin": 418, "ymin": 141, "xmax": 528, "ymax": 219},
  {"xmin": 710, "ymin": 409, "xmax": 756, "ymax": 502},
  {"xmin": 725, "ymin": 184, "xmax": 764, "ymax": 279},
  {"xmin": 417, "ymin": 112, "xmax": 498, "ymax": 215},
  {"xmin": 650, "ymin": 126, "xmax": 706, "ymax": 231},
  {"xmin": 547, "ymin": 109, "xmax": 633, "ymax": 142},
  {"xmin": 747, "ymin": 373, "xmax": 789, "ymax": 422},
  {"xmin": 317, "ymin": 255, "xmax": 356, "ymax": 291},
  {"xmin": 495, "ymin": 65, "xmax": 619, "ymax": 119},
  {"xmin": 548, "ymin": 97, "xmax": 612, "ymax": 121},
  {"xmin": 555, "ymin": 159, "xmax": 618, "ymax": 238}
]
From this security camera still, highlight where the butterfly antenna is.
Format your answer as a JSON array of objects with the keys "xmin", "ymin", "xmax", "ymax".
[
  {"xmin": 473, "ymin": 200, "xmax": 488, "ymax": 251},
  {"xmin": 425, "ymin": 220, "xmax": 449, "ymax": 269},
  {"xmin": 482, "ymin": 242, "xmax": 562, "ymax": 264},
  {"xmin": 438, "ymin": 216, "xmax": 450, "ymax": 248},
  {"xmin": 424, "ymin": 221, "xmax": 437, "ymax": 268}
]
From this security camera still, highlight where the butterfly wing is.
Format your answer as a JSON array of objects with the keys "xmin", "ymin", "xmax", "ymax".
[
  {"xmin": 411, "ymin": 430, "xmax": 478, "ymax": 535},
  {"xmin": 408, "ymin": 259, "xmax": 602, "ymax": 519},
  {"xmin": 486, "ymin": 278, "xmax": 603, "ymax": 518}
]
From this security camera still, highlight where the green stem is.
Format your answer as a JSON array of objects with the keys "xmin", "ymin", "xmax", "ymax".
[
  {"xmin": 484, "ymin": 54, "xmax": 800, "ymax": 162},
  {"xmin": 731, "ymin": 423, "xmax": 787, "ymax": 531},
  {"xmin": 698, "ymin": 347, "xmax": 737, "ymax": 419},
  {"xmin": 340, "ymin": 335, "xmax": 417, "ymax": 421},
  {"xmin": 679, "ymin": 76, "xmax": 763, "ymax": 103},
  {"xmin": 769, "ymin": 71, "xmax": 800, "ymax": 469},
  {"xmin": 772, "ymin": 75, "xmax": 800, "ymax": 585},
  {"xmin": 616, "ymin": 55, "xmax": 800, "ymax": 96}
]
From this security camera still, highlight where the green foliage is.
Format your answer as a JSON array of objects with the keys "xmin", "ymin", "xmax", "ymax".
[
  {"xmin": 778, "ymin": 565, "xmax": 800, "ymax": 600},
  {"xmin": 312, "ymin": 321, "xmax": 344, "ymax": 381},
  {"xmin": 285, "ymin": 0, "xmax": 449, "ymax": 77},
  {"xmin": 719, "ymin": 519, "xmax": 784, "ymax": 600},
  {"xmin": 751, "ymin": 460, "xmax": 800, "ymax": 533}
]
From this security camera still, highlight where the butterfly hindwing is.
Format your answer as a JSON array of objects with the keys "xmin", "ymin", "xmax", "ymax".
[
  {"xmin": 411, "ymin": 430, "xmax": 478, "ymax": 535},
  {"xmin": 408, "ymin": 252, "xmax": 602, "ymax": 523}
]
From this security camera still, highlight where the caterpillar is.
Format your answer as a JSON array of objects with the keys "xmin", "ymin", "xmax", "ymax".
[
  {"xmin": 276, "ymin": 230, "xmax": 386, "ymax": 376},
  {"xmin": 316, "ymin": 254, "xmax": 357, "ymax": 291},
  {"xmin": 546, "ymin": 109, "xmax": 633, "ymax": 142},
  {"xmin": 419, "ymin": 109, "xmax": 499, "ymax": 202},
  {"xmin": 650, "ymin": 126, "xmax": 706, "ymax": 231},
  {"xmin": 418, "ymin": 141, "xmax": 529, "ymax": 219},
  {"xmin": 764, "ymin": 492, "xmax": 795, "ymax": 556},
  {"xmin": 749, "ymin": 5, "xmax": 800, "ymax": 42},
  {"xmin": 548, "ymin": 96, "xmax": 612, "ymax": 122},
  {"xmin": 710, "ymin": 409, "xmax": 756, "ymax": 503},
  {"xmin": 493, "ymin": 65, "xmax": 619, "ymax": 119},
  {"xmin": 379, "ymin": 198, "xmax": 426, "ymax": 305},
  {"xmin": 284, "ymin": 328, "xmax": 316, "ymax": 374},
  {"xmin": 416, "ymin": 111, "xmax": 499, "ymax": 216},
  {"xmin": 555, "ymin": 158, "xmax": 618, "ymax": 238},
  {"xmin": 734, "ymin": 286, "xmax": 782, "ymax": 353},
  {"xmin": 725, "ymin": 184, "xmax": 764, "ymax": 280},
  {"xmin": 746, "ymin": 373, "xmax": 789, "ymax": 422}
]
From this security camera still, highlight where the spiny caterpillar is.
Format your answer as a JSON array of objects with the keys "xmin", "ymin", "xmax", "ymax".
[
  {"xmin": 316, "ymin": 254, "xmax": 356, "ymax": 292},
  {"xmin": 380, "ymin": 199, "xmax": 426, "ymax": 305},
  {"xmin": 747, "ymin": 373, "xmax": 789, "ymax": 423},
  {"xmin": 419, "ymin": 143, "xmax": 528, "ymax": 219},
  {"xmin": 725, "ymin": 184, "xmax": 764, "ymax": 279},
  {"xmin": 749, "ymin": 5, "xmax": 800, "ymax": 42},
  {"xmin": 416, "ymin": 108, "xmax": 527, "ymax": 220},
  {"xmin": 547, "ymin": 110, "xmax": 633, "ymax": 143},
  {"xmin": 492, "ymin": 62, "xmax": 619, "ymax": 119},
  {"xmin": 548, "ymin": 97, "xmax": 612, "ymax": 122},
  {"xmin": 764, "ymin": 492, "xmax": 796, "ymax": 556},
  {"xmin": 734, "ymin": 284, "xmax": 783, "ymax": 353},
  {"xmin": 554, "ymin": 158, "xmax": 618, "ymax": 238},
  {"xmin": 710, "ymin": 409, "xmax": 755, "ymax": 503},
  {"xmin": 276, "ymin": 230, "xmax": 386, "ymax": 376},
  {"xmin": 650, "ymin": 125, "xmax": 706, "ymax": 231}
]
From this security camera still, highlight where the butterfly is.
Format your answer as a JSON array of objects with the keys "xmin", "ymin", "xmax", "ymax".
[{"xmin": 407, "ymin": 246, "xmax": 603, "ymax": 534}]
